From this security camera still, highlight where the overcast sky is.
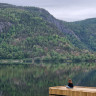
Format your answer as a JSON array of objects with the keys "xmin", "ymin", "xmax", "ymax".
[{"xmin": 0, "ymin": 0, "xmax": 96, "ymax": 21}]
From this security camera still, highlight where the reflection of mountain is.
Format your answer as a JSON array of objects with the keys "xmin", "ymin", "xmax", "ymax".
[
  {"xmin": 0, "ymin": 63, "xmax": 96, "ymax": 96},
  {"xmin": 77, "ymin": 70, "xmax": 96, "ymax": 87}
]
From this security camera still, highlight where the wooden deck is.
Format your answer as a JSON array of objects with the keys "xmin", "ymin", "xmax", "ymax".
[{"xmin": 49, "ymin": 86, "xmax": 96, "ymax": 96}]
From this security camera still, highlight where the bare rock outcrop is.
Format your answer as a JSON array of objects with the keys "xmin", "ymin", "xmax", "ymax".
[{"xmin": 0, "ymin": 22, "xmax": 12, "ymax": 33}]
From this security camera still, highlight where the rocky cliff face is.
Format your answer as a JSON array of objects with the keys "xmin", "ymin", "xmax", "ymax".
[
  {"xmin": 0, "ymin": 22, "xmax": 12, "ymax": 33},
  {"xmin": 36, "ymin": 9, "xmax": 80, "ymax": 40}
]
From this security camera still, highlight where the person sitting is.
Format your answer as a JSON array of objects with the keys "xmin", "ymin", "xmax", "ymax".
[{"xmin": 66, "ymin": 79, "xmax": 74, "ymax": 88}]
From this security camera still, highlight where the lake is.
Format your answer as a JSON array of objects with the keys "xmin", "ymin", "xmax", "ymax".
[{"xmin": 0, "ymin": 62, "xmax": 96, "ymax": 96}]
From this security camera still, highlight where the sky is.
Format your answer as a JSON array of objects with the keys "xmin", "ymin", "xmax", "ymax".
[{"xmin": 0, "ymin": 0, "xmax": 96, "ymax": 22}]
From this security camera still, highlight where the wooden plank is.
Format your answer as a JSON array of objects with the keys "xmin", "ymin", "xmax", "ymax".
[
  {"xmin": 56, "ymin": 89, "xmax": 67, "ymax": 95},
  {"xmin": 87, "ymin": 92, "xmax": 96, "ymax": 96},
  {"xmin": 50, "ymin": 88, "xmax": 57, "ymax": 95},
  {"xmin": 81, "ymin": 91, "xmax": 87, "ymax": 96},
  {"xmin": 75, "ymin": 91, "xmax": 82, "ymax": 96},
  {"xmin": 49, "ymin": 86, "xmax": 96, "ymax": 96},
  {"xmin": 71, "ymin": 90, "xmax": 76, "ymax": 96}
]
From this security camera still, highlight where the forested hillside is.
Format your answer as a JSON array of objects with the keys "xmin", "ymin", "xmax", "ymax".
[
  {"xmin": 0, "ymin": 3, "xmax": 96, "ymax": 61},
  {"xmin": 64, "ymin": 19, "xmax": 96, "ymax": 51}
]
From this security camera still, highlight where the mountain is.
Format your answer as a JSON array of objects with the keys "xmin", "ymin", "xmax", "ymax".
[
  {"xmin": 0, "ymin": 3, "xmax": 96, "ymax": 61},
  {"xmin": 37, "ymin": 10, "xmax": 96, "ymax": 51},
  {"xmin": 63, "ymin": 18, "xmax": 96, "ymax": 51}
]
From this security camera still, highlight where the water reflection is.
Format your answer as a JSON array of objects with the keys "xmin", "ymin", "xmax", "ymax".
[
  {"xmin": 0, "ymin": 62, "xmax": 96, "ymax": 96},
  {"xmin": 49, "ymin": 95, "xmax": 65, "ymax": 96}
]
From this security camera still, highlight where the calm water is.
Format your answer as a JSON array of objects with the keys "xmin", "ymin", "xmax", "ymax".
[{"xmin": 0, "ymin": 62, "xmax": 96, "ymax": 96}]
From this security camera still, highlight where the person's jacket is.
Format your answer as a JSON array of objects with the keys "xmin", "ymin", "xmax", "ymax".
[{"xmin": 68, "ymin": 83, "xmax": 73, "ymax": 88}]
